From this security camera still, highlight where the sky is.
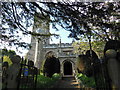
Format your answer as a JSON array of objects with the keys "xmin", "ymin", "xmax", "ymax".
[
  {"xmin": 1, "ymin": 3, "xmax": 74, "ymax": 57},
  {"xmin": 50, "ymin": 23, "xmax": 73, "ymax": 44},
  {"xmin": 0, "ymin": 23, "xmax": 73, "ymax": 57}
]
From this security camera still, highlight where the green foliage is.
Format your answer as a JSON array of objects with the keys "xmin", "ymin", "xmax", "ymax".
[
  {"xmin": 3, "ymin": 56, "xmax": 13, "ymax": 66},
  {"xmin": 72, "ymin": 42, "xmax": 89, "ymax": 55},
  {"xmin": 2, "ymin": 49, "xmax": 17, "ymax": 66},
  {"xmin": 72, "ymin": 40, "xmax": 105, "ymax": 57},
  {"xmin": 92, "ymin": 41, "xmax": 105, "ymax": 57},
  {"xmin": 2, "ymin": 49, "xmax": 16, "ymax": 56},
  {"xmin": 2, "ymin": 2, "xmax": 120, "ymax": 51},
  {"xmin": 36, "ymin": 73, "xmax": 60, "ymax": 88},
  {"xmin": 77, "ymin": 73, "xmax": 96, "ymax": 88}
]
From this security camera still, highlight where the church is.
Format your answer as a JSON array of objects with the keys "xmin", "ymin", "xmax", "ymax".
[{"xmin": 27, "ymin": 15, "xmax": 77, "ymax": 77}]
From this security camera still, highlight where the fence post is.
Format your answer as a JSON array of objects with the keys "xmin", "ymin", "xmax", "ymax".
[{"xmin": 17, "ymin": 57, "xmax": 24, "ymax": 89}]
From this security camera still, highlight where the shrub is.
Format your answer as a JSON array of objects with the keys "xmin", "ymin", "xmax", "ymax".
[
  {"xmin": 36, "ymin": 73, "xmax": 60, "ymax": 88},
  {"xmin": 77, "ymin": 73, "xmax": 96, "ymax": 88}
]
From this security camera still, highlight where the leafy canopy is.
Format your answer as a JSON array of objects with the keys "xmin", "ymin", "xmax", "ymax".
[{"xmin": 1, "ymin": 2, "xmax": 120, "ymax": 50}]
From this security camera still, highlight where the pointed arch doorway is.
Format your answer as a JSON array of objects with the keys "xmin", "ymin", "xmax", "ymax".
[{"xmin": 63, "ymin": 61, "xmax": 73, "ymax": 75}]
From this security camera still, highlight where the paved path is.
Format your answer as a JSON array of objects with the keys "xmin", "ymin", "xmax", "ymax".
[{"xmin": 53, "ymin": 75, "xmax": 80, "ymax": 88}]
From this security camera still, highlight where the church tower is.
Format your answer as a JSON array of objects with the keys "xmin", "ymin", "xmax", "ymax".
[{"xmin": 27, "ymin": 15, "xmax": 50, "ymax": 69}]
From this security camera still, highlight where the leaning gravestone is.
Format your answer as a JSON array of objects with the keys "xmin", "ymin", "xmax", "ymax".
[{"xmin": 6, "ymin": 55, "xmax": 21, "ymax": 88}]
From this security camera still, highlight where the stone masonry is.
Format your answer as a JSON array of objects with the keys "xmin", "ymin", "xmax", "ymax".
[{"xmin": 27, "ymin": 15, "xmax": 77, "ymax": 76}]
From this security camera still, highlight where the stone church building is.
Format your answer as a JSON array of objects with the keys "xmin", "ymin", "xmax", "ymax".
[{"xmin": 27, "ymin": 15, "xmax": 77, "ymax": 76}]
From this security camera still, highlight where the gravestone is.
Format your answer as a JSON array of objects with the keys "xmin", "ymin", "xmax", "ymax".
[
  {"xmin": 104, "ymin": 40, "xmax": 120, "ymax": 55},
  {"xmin": 104, "ymin": 40, "xmax": 120, "ymax": 89},
  {"xmin": 76, "ymin": 54, "xmax": 92, "ymax": 77},
  {"xmin": 105, "ymin": 49, "xmax": 120, "ymax": 89},
  {"xmin": 6, "ymin": 55, "xmax": 21, "ymax": 88},
  {"xmin": 77, "ymin": 50, "xmax": 106, "ymax": 88},
  {"xmin": 2, "ymin": 62, "xmax": 9, "ymax": 88}
]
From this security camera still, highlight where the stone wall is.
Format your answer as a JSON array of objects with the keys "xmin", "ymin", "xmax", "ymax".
[{"xmin": 27, "ymin": 15, "xmax": 50, "ymax": 69}]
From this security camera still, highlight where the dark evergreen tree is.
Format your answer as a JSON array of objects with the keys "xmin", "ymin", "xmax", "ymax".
[{"xmin": 43, "ymin": 56, "xmax": 60, "ymax": 78}]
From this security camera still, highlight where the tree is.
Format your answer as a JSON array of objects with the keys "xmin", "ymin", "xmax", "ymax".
[
  {"xmin": 2, "ymin": 49, "xmax": 16, "ymax": 56},
  {"xmin": 44, "ymin": 2, "xmax": 120, "ymax": 41},
  {"xmin": 1, "ymin": 49, "xmax": 16, "ymax": 65},
  {"xmin": 1, "ymin": 2, "xmax": 120, "ymax": 50},
  {"xmin": 72, "ymin": 40, "xmax": 105, "ymax": 57},
  {"xmin": 43, "ymin": 56, "xmax": 60, "ymax": 78},
  {"xmin": 1, "ymin": 2, "xmax": 58, "ymax": 51}
]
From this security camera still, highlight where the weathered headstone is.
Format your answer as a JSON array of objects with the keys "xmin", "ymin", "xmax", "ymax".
[
  {"xmin": 2, "ymin": 61, "xmax": 9, "ymax": 88},
  {"xmin": 6, "ymin": 55, "xmax": 21, "ymax": 88},
  {"xmin": 76, "ymin": 54, "xmax": 93, "ymax": 77},
  {"xmin": 77, "ymin": 50, "xmax": 106, "ymax": 88},
  {"xmin": 105, "ymin": 49, "xmax": 120, "ymax": 89},
  {"xmin": 104, "ymin": 40, "xmax": 120, "ymax": 89}
]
